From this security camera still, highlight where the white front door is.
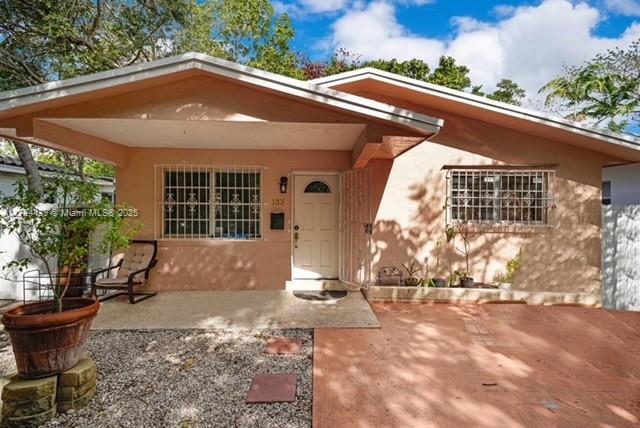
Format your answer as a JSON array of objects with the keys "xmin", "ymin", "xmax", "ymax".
[{"xmin": 293, "ymin": 174, "xmax": 339, "ymax": 279}]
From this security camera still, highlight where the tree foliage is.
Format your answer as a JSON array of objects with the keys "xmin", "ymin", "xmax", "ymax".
[
  {"xmin": 0, "ymin": 0, "xmax": 300, "ymax": 88},
  {"xmin": 0, "ymin": 176, "xmax": 140, "ymax": 311},
  {"xmin": 540, "ymin": 40, "xmax": 640, "ymax": 133},
  {"xmin": 0, "ymin": 0, "xmax": 301, "ymax": 185}
]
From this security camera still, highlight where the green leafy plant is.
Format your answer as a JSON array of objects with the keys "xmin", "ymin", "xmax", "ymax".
[
  {"xmin": 493, "ymin": 250, "xmax": 523, "ymax": 284},
  {"xmin": 402, "ymin": 260, "xmax": 422, "ymax": 278},
  {"xmin": 445, "ymin": 227, "xmax": 456, "ymax": 286},
  {"xmin": 0, "ymin": 176, "xmax": 141, "ymax": 312},
  {"xmin": 453, "ymin": 223, "xmax": 473, "ymax": 280}
]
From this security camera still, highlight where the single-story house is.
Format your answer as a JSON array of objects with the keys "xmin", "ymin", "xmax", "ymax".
[
  {"xmin": 1, "ymin": 52, "xmax": 639, "ymax": 298},
  {"xmin": 0, "ymin": 155, "xmax": 115, "ymax": 300}
]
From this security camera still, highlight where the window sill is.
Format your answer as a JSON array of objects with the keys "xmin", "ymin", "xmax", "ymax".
[{"xmin": 449, "ymin": 223, "xmax": 552, "ymax": 234}]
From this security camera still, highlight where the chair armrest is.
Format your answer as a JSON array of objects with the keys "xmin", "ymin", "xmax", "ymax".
[{"xmin": 91, "ymin": 259, "xmax": 123, "ymax": 283}]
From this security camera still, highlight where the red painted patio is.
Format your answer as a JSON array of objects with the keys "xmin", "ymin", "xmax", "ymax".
[{"xmin": 313, "ymin": 303, "xmax": 640, "ymax": 428}]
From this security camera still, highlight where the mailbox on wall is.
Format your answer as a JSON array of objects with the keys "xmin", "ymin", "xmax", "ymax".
[{"xmin": 270, "ymin": 212, "xmax": 285, "ymax": 230}]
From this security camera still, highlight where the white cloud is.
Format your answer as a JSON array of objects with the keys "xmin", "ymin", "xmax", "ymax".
[
  {"xmin": 605, "ymin": 0, "xmax": 640, "ymax": 16},
  {"xmin": 492, "ymin": 4, "xmax": 518, "ymax": 17},
  {"xmin": 299, "ymin": 0, "xmax": 351, "ymax": 13},
  {"xmin": 328, "ymin": 0, "xmax": 640, "ymax": 100},
  {"xmin": 274, "ymin": 0, "xmax": 434, "ymax": 17},
  {"xmin": 331, "ymin": 1, "xmax": 444, "ymax": 64}
]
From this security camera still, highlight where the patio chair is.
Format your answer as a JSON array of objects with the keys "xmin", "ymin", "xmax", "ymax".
[{"xmin": 91, "ymin": 240, "xmax": 158, "ymax": 304}]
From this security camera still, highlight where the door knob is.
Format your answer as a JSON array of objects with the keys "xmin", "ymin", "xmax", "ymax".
[{"xmin": 294, "ymin": 225, "xmax": 299, "ymax": 230}]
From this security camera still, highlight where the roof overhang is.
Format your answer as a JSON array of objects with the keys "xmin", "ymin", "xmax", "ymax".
[
  {"xmin": 311, "ymin": 68, "xmax": 640, "ymax": 162},
  {"xmin": 0, "ymin": 53, "xmax": 443, "ymax": 137},
  {"xmin": 37, "ymin": 119, "xmax": 368, "ymax": 150}
]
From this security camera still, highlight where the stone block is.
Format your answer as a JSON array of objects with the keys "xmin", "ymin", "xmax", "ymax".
[
  {"xmin": 0, "ymin": 406, "xmax": 56, "ymax": 428},
  {"xmin": 57, "ymin": 385, "xmax": 96, "ymax": 413},
  {"xmin": 1, "ymin": 394, "xmax": 55, "ymax": 419},
  {"xmin": 58, "ymin": 358, "xmax": 96, "ymax": 387},
  {"xmin": 246, "ymin": 373, "xmax": 297, "ymax": 404},
  {"xmin": 1, "ymin": 375, "xmax": 57, "ymax": 403},
  {"xmin": 57, "ymin": 372, "xmax": 96, "ymax": 401}
]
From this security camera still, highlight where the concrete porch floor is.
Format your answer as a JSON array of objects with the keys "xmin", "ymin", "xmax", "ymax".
[{"xmin": 91, "ymin": 290, "xmax": 380, "ymax": 330}]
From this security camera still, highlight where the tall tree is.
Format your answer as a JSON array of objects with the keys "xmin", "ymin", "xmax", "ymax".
[
  {"xmin": 540, "ymin": 39, "xmax": 640, "ymax": 133},
  {"xmin": 428, "ymin": 56, "xmax": 471, "ymax": 91},
  {"xmin": 473, "ymin": 79, "xmax": 527, "ymax": 106},
  {"xmin": 0, "ymin": 0, "xmax": 300, "ymax": 190}
]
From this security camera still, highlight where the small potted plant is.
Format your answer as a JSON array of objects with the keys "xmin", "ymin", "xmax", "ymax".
[
  {"xmin": 492, "ymin": 250, "xmax": 522, "ymax": 290},
  {"xmin": 445, "ymin": 227, "xmax": 458, "ymax": 287},
  {"xmin": 431, "ymin": 240, "xmax": 447, "ymax": 288},
  {"xmin": 0, "ymin": 176, "xmax": 140, "ymax": 378},
  {"xmin": 402, "ymin": 260, "xmax": 422, "ymax": 287},
  {"xmin": 453, "ymin": 223, "xmax": 474, "ymax": 288}
]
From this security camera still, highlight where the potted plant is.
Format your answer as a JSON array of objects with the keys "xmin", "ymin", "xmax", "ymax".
[
  {"xmin": 445, "ymin": 227, "xmax": 458, "ymax": 287},
  {"xmin": 0, "ymin": 176, "xmax": 139, "ymax": 378},
  {"xmin": 453, "ymin": 223, "xmax": 474, "ymax": 288},
  {"xmin": 430, "ymin": 240, "xmax": 447, "ymax": 288},
  {"xmin": 492, "ymin": 250, "xmax": 523, "ymax": 290},
  {"xmin": 402, "ymin": 260, "xmax": 422, "ymax": 287}
]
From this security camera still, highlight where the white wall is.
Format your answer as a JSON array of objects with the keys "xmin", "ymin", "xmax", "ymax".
[
  {"xmin": 0, "ymin": 172, "xmax": 115, "ymax": 301},
  {"xmin": 603, "ymin": 163, "xmax": 640, "ymax": 205},
  {"xmin": 603, "ymin": 205, "xmax": 640, "ymax": 311}
]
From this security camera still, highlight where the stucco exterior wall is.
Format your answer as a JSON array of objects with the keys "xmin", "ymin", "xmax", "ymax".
[
  {"xmin": 115, "ymin": 79, "xmax": 612, "ymax": 296},
  {"xmin": 117, "ymin": 148, "xmax": 350, "ymax": 291},
  {"xmin": 364, "ymin": 94, "xmax": 609, "ymax": 294}
]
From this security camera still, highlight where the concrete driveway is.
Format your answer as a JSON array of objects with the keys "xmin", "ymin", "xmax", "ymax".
[{"xmin": 313, "ymin": 303, "xmax": 640, "ymax": 428}]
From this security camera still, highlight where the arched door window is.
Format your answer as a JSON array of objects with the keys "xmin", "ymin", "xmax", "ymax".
[{"xmin": 304, "ymin": 180, "xmax": 331, "ymax": 193}]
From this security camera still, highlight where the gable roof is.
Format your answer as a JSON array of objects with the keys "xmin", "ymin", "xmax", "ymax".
[
  {"xmin": 0, "ymin": 53, "xmax": 443, "ymax": 136},
  {"xmin": 311, "ymin": 67, "xmax": 640, "ymax": 160}
]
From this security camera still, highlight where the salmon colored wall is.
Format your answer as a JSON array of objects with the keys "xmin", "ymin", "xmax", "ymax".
[
  {"xmin": 10, "ymin": 74, "xmax": 410, "ymax": 140},
  {"xmin": 364, "ymin": 92, "xmax": 609, "ymax": 294},
  {"xmin": 117, "ymin": 148, "xmax": 350, "ymax": 291}
]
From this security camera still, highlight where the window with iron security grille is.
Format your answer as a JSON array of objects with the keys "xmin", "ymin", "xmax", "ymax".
[
  {"xmin": 445, "ymin": 168, "xmax": 555, "ymax": 226},
  {"xmin": 156, "ymin": 165, "xmax": 263, "ymax": 240}
]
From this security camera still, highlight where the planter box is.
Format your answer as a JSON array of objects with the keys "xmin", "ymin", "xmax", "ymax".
[{"xmin": 365, "ymin": 286, "xmax": 602, "ymax": 306}]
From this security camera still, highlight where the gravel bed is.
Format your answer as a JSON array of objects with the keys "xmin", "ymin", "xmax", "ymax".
[{"xmin": 0, "ymin": 329, "xmax": 313, "ymax": 428}]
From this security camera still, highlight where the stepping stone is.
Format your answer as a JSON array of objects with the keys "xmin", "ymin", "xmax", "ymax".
[
  {"xmin": 246, "ymin": 374, "xmax": 297, "ymax": 404},
  {"xmin": 264, "ymin": 337, "xmax": 303, "ymax": 355}
]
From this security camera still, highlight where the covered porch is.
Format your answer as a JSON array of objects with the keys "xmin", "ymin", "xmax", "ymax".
[{"xmin": 0, "ymin": 53, "xmax": 443, "ymax": 292}]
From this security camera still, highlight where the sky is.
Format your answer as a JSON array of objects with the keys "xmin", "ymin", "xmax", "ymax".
[{"xmin": 274, "ymin": 0, "xmax": 640, "ymax": 102}]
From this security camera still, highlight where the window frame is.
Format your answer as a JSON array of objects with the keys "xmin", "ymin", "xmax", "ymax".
[
  {"xmin": 601, "ymin": 181, "xmax": 612, "ymax": 206},
  {"xmin": 445, "ymin": 167, "xmax": 556, "ymax": 228},
  {"xmin": 155, "ymin": 165, "xmax": 264, "ymax": 241}
]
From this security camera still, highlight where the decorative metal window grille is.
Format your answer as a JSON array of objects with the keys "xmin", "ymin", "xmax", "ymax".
[
  {"xmin": 445, "ymin": 168, "xmax": 555, "ymax": 226},
  {"xmin": 155, "ymin": 165, "xmax": 263, "ymax": 240}
]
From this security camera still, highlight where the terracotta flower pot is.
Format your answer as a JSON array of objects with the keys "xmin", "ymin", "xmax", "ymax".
[{"xmin": 2, "ymin": 298, "xmax": 100, "ymax": 379}]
